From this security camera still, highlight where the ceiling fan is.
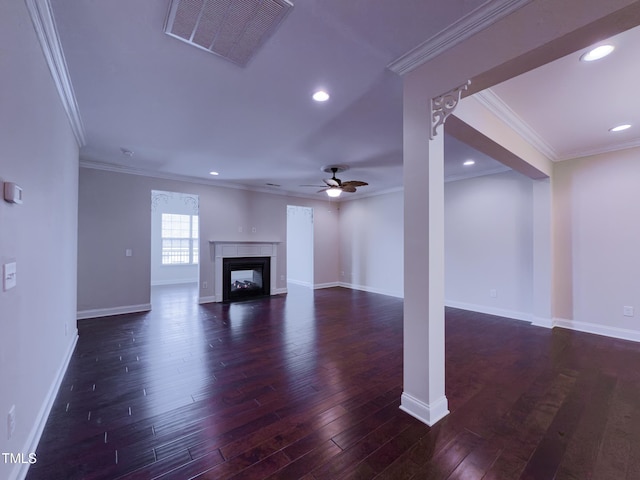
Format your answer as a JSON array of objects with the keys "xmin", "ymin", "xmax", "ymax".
[{"xmin": 301, "ymin": 166, "xmax": 368, "ymax": 197}]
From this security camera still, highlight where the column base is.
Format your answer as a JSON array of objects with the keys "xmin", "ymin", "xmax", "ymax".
[{"xmin": 400, "ymin": 392, "xmax": 449, "ymax": 426}]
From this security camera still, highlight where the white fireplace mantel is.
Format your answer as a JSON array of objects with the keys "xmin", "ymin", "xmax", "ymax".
[{"xmin": 209, "ymin": 241, "xmax": 280, "ymax": 302}]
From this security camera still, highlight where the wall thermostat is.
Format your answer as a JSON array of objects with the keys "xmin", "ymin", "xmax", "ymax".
[{"xmin": 4, "ymin": 182, "xmax": 23, "ymax": 204}]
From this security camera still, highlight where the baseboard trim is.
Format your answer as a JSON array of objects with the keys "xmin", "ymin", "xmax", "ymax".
[
  {"xmin": 554, "ymin": 317, "xmax": 640, "ymax": 343},
  {"xmin": 151, "ymin": 279, "xmax": 198, "ymax": 286},
  {"xmin": 288, "ymin": 279, "xmax": 313, "ymax": 288},
  {"xmin": 198, "ymin": 295, "xmax": 216, "ymax": 304},
  {"xmin": 314, "ymin": 282, "xmax": 340, "ymax": 290},
  {"xmin": 400, "ymin": 392, "xmax": 449, "ymax": 427},
  {"xmin": 11, "ymin": 333, "xmax": 78, "ymax": 480},
  {"xmin": 77, "ymin": 303, "xmax": 152, "ymax": 320},
  {"xmin": 273, "ymin": 287, "xmax": 288, "ymax": 295},
  {"xmin": 445, "ymin": 300, "xmax": 532, "ymax": 323},
  {"xmin": 339, "ymin": 282, "xmax": 403, "ymax": 298},
  {"xmin": 531, "ymin": 316, "xmax": 554, "ymax": 328}
]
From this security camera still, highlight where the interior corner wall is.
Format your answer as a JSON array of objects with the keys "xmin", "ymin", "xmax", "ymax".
[
  {"xmin": 553, "ymin": 146, "xmax": 640, "ymax": 339},
  {"xmin": 0, "ymin": 2, "xmax": 79, "ymax": 479},
  {"xmin": 444, "ymin": 170, "xmax": 534, "ymax": 320},
  {"xmin": 338, "ymin": 191, "xmax": 404, "ymax": 298},
  {"xmin": 77, "ymin": 168, "xmax": 340, "ymax": 314}
]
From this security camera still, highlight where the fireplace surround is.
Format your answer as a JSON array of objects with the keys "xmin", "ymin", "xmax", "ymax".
[{"xmin": 209, "ymin": 241, "xmax": 279, "ymax": 302}]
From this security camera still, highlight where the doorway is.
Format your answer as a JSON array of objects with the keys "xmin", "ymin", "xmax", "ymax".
[
  {"xmin": 150, "ymin": 190, "xmax": 200, "ymax": 308},
  {"xmin": 286, "ymin": 205, "xmax": 314, "ymax": 289}
]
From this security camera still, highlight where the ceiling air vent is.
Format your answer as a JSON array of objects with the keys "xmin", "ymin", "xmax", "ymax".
[{"xmin": 164, "ymin": 0, "xmax": 293, "ymax": 67}]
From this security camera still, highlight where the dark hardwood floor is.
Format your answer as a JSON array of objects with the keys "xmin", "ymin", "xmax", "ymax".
[{"xmin": 27, "ymin": 284, "xmax": 640, "ymax": 479}]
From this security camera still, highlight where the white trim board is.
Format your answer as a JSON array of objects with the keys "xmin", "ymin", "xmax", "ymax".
[
  {"xmin": 24, "ymin": 0, "xmax": 86, "ymax": 146},
  {"xmin": 339, "ymin": 282, "xmax": 403, "ymax": 299},
  {"xmin": 473, "ymin": 89, "xmax": 640, "ymax": 162},
  {"xmin": 445, "ymin": 300, "xmax": 532, "ymax": 323},
  {"xmin": 198, "ymin": 295, "xmax": 216, "ymax": 304},
  {"xmin": 444, "ymin": 301, "xmax": 640, "ymax": 344},
  {"xmin": 77, "ymin": 303, "xmax": 152, "ymax": 320},
  {"xmin": 553, "ymin": 318, "xmax": 640, "ymax": 344},
  {"xmin": 150, "ymin": 279, "xmax": 199, "ymax": 286},
  {"xmin": 388, "ymin": 0, "xmax": 532, "ymax": 75},
  {"xmin": 9, "ymin": 334, "xmax": 78, "ymax": 480},
  {"xmin": 314, "ymin": 282, "xmax": 340, "ymax": 290},
  {"xmin": 400, "ymin": 392, "xmax": 449, "ymax": 426}
]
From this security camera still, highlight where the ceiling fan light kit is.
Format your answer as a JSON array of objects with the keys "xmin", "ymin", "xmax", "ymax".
[{"xmin": 299, "ymin": 165, "xmax": 369, "ymax": 198}]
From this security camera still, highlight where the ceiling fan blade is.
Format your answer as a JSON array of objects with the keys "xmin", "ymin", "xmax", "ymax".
[
  {"xmin": 341, "ymin": 180, "xmax": 368, "ymax": 187},
  {"xmin": 300, "ymin": 184, "xmax": 327, "ymax": 187},
  {"xmin": 323, "ymin": 178, "xmax": 340, "ymax": 187},
  {"xmin": 317, "ymin": 188, "xmax": 330, "ymax": 193},
  {"xmin": 341, "ymin": 185, "xmax": 357, "ymax": 193}
]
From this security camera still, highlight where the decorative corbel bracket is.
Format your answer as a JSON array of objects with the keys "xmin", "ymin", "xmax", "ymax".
[{"xmin": 430, "ymin": 80, "xmax": 471, "ymax": 139}]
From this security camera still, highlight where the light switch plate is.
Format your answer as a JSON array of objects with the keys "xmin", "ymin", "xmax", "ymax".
[{"xmin": 3, "ymin": 262, "xmax": 16, "ymax": 291}]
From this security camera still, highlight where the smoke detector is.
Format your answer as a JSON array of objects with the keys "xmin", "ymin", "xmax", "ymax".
[{"xmin": 164, "ymin": 0, "xmax": 293, "ymax": 67}]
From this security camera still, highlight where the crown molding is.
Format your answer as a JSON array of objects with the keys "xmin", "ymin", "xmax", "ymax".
[
  {"xmin": 79, "ymin": 159, "xmax": 332, "ymax": 201},
  {"xmin": 388, "ymin": 0, "xmax": 532, "ymax": 75},
  {"xmin": 25, "ymin": 0, "xmax": 86, "ymax": 146},
  {"xmin": 557, "ymin": 139, "xmax": 640, "ymax": 162},
  {"xmin": 474, "ymin": 89, "xmax": 640, "ymax": 162},
  {"xmin": 474, "ymin": 88, "xmax": 557, "ymax": 160}
]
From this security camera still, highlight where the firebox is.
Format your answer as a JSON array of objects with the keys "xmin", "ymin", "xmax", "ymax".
[{"xmin": 222, "ymin": 256, "xmax": 271, "ymax": 302}]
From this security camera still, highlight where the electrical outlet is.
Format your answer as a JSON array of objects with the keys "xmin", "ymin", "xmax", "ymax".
[
  {"xmin": 251, "ymin": 227, "xmax": 256, "ymax": 233},
  {"xmin": 7, "ymin": 405, "xmax": 16, "ymax": 440},
  {"xmin": 238, "ymin": 226, "xmax": 243, "ymax": 233},
  {"xmin": 490, "ymin": 289, "xmax": 497, "ymax": 298},
  {"xmin": 624, "ymin": 306, "xmax": 634, "ymax": 317},
  {"xmin": 202, "ymin": 281, "xmax": 208, "ymax": 289}
]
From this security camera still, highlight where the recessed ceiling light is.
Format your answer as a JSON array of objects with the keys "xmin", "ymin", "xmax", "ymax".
[
  {"xmin": 463, "ymin": 160, "xmax": 475, "ymax": 166},
  {"xmin": 580, "ymin": 44, "xmax": 614, "ymax": 62},
  {"xmin": 609, "ymin": 124, "xmax": 631, "ymax": 132},
  {"xmin": 209, "ymin": 171, "xmax": 219, "ymax": 176},
  {"xmin": 312, "ymin": 90, "xmax": 330, "ymax": 102}
]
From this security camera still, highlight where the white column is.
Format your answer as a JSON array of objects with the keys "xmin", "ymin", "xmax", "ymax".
[{"xmin": 400, "ymin": 76, "xmax": 449, "ymax": 426}]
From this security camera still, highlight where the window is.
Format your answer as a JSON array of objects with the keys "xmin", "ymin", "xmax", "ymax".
[{"xmin": 161, "ymin": 214, "xmax": 199, "ymax": 265}]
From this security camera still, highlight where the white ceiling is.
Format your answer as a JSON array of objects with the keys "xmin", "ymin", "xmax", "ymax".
[
  {"xmin": 488, "ymin": 25, "xmax": 640, "ymax": 162},
  {"xmin": 48, "ymin": 0, "xmax": 640, "ymax": 199}
]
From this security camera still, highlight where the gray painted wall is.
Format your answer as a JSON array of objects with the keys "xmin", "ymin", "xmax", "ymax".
[
  {"xmin": 554, "ymin": 146, "xmax": 640, "ymax": 334},
  {"xmin": 338, "ymin": 191, "xmax": 404, "ymax": 297},
  {"xmin": 444, "ymin": 170, "xmax": 534, "ymax": 319},
  {"xmin": 0, "ymin": 2, "xmax": 79, "ymax": 478},
  {"xmin": 77, "ymin": 168, "xmax": 340, "ymax": 313}
]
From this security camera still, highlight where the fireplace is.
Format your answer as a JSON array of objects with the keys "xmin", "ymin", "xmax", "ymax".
[
  {"xmin": 222, "ymin": 256, "xmax": 271, "ymax": 302},
  {"xmin": 209, "ymin": 241, "xmax": 280, "ymax": 303}
]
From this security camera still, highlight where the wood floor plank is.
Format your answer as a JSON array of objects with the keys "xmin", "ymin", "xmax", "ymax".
[{"xmin": 25, "ymin": 284, "xmax": 640, "ymax": 480}]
